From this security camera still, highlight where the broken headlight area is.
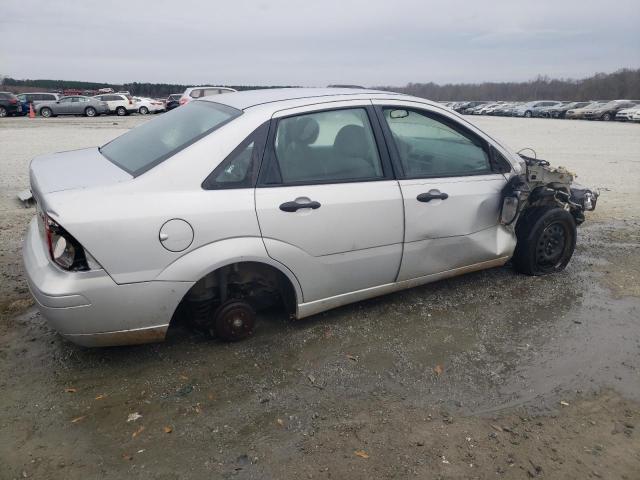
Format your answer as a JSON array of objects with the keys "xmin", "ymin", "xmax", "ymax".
[{"xmin": 500, "ymin": 154, "xmax": 598, "ymax": 227}]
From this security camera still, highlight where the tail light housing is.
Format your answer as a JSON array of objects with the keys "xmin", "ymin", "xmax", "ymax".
[
  {"xmin": 41, "ymin": 213, "xmax": 101, "ymax": 271},
  {"xmin": 179, "ymin": 97, "xmax": 187, "ymax": 105}
]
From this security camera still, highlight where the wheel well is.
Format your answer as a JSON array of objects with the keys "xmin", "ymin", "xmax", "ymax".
[{"xmin": 170, "ymin": 261, "xmax": 297, "ymax": 328}]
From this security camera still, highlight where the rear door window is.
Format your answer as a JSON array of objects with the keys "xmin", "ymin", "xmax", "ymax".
[
  {"xmin": 100, "ymin": 101, "xmax": 242, "ymax": 176},
  {"xmin": 264, "ymin": 108, "xmax": 384, "ymax": 184}
]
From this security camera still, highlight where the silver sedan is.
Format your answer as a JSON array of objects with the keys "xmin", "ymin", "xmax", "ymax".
[
  {"xmin": 23, "ymin": 88, "xmax": 597, "ymax": 347},
  {"xmin": 36, "ymin": 95, "xmax": 109, "ymax": 118}
]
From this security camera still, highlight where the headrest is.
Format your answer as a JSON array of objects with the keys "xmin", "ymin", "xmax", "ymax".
[
  {"xmin": 290, "ymin": 117, "xmax": 320, "ymax": 145},
  {"xmin": 333, "ymin": 125, "xmax": 367, "ymax": 157}
]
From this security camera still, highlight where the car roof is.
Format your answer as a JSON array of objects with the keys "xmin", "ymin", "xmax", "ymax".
[
  {"xmin": 186, "ymin": 86, "xmax": 236, "ymax": 91},
  {"xmin": 200, "ymin": 87, "xmax": 406, "ymax": 111}
]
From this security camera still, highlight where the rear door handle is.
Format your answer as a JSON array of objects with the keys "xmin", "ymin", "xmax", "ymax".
[
  {"xmin": 417, "ymin": 191, "xmax": 449, "ymax": 202},
  {"xmin": 279, "ymin": 200, "xmax": 321, "ymax": 212}
]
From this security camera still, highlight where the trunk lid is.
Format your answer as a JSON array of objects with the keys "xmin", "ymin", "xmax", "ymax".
[{"xmin": 30, "ymin": 147, "xmax": 132, "ymax": 201}]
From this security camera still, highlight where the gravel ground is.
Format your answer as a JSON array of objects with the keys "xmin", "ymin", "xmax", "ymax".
[{"xmin": 0, "ymin": 115, "xmax": 638, "ymax": 479}]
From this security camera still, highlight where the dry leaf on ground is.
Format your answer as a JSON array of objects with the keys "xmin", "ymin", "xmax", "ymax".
[{"xmin": 355, "ymin": 450, "xmax": 369, "ymax": 459}]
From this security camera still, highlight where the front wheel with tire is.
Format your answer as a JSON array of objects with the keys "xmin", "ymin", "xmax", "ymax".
[
  {"xmin": 601, "ymin": 112, "xmax": 612, "ymax": 121},
  {"xmin": 85, "ymin": 107, "xmax": 97, "ymax": 117},
  {"xmin": 211, "ymin": 300, "xmax": 256, "ymax": 342},
  {"xmin": 0, "ymin": 106, "xmax": 7, "ymax": 117},
  {"xmin": 138, "ymin": 106, "xmax": 149, "ymax": 115},
  {"xmin": 115, "ymin": 106, "xmax": 127, "ymax": 116},
  {"xmin": 40, "ymin": 107, "xmax": 53, "ymax": 118},
  {"xmin": 524, "ymin": 110, "xmax": 532, "ymax": 118},
  {"xmin": 513, "ymin": 206, "xmax": 577, "ymax": 276}
]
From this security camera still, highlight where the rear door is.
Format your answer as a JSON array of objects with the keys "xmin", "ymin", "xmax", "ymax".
[
  {"xmin": 255, "ymin": 102, "xmax": 404, "ymax": 302},
  {"xmin": 373, "ymin": 100, "xmax": 512, "ymax": 281}
]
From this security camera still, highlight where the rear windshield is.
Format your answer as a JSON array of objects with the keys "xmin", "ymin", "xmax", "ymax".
[{"xmin": 100, "ymin": 101, "xmax": 241, "ymax": 176}]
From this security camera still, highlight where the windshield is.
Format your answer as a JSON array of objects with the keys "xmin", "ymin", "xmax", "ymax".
[{"xmin": 100, "ymin": 101, "xmax": 241, "ymax": 176}]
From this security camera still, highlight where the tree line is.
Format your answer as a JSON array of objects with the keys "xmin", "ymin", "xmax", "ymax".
[
  {"xmin": 376, "ymin": 68, "xmax": 640, "ymax": 101},
  {"xmin": 3, "ymin": 68, "xmax": 639, "ymax": 100},
  {"xmin": 0, "ymin": 78, "xmax": 294, "ymax": 97}
]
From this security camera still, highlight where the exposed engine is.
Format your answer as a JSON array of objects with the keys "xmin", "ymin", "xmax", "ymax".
[{"xmin": 501, "ymin": 154, "xmax": 598, "ymax": 226}]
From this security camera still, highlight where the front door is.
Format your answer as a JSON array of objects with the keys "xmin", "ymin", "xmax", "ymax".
[
  {"xmin": 255, "ymin": 104, "xmax": 404, "ymax": 302},
  {"xmin": 374, "ymin": 103, "xmax": 510, "ymax": 281},
  {"xmin": 56, "ymin": 97, "xmax": 74, "ymax": 114}
]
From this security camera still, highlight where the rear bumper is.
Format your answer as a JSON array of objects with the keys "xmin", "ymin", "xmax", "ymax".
[{"xmin": 22, "ymin": 218, "xmax": 193, "ymax": 347}]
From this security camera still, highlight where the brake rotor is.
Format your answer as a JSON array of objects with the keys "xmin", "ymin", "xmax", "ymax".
[{"xmin": 211, "ymin": 300, "xmax": 256, "ymax": 342}]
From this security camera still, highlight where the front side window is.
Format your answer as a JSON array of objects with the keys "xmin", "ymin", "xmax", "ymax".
[
  {"xmin": 101, "ymin": 101, "xmax": 241, "ymax": 176},
  {"xmin": 383, "ymin": 108, "xmax": 490, "ymax": 178},
  {"xmin": 60, "ymin": 97, "xmax": 72, "ymax": 103},
  {"xmin": 269, "ymin": 108, "xmax": 383, "ymax": 184}
]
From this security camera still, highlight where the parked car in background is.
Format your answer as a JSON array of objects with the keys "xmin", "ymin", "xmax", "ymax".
[
  {"xmin": 545, "ymin": 101, "xmax": 590, "ymax": 118},
  {"xmin": 93, "ymin": 93, "xmax": 137, "ymax": 116},
  {"xmin": 582, "ymin": 100, "xmax": 638, "ymax": 121},
  {"xmin": 36, "ymin": 96, "xmax": 109, "ymax": 118},
  {"xmin": 490, "ymin": 102, "xmax": 518, "ymax": 116},
  {"xmin": 513, "ymin": 101, "xmax": 561, "ymax": 118},
  {"xmin": 565, "ymin": 102, "xmax": 606, "ymax": 120},
  {"xmin": 133, "ymin": 97, "xmax": 165, "ymax": 115},
  {"xmin": 23, "ymin": 88, "xmax": 598, "ymax": 347},
  {"xmin": 459, "ymin": 101, "xmax": 489, "ymax": 114},
  {"xmin": 614, "ymin": 105, "xmax": 640, "ymax": 121},
  {"xmin": 0, "ymin": 92, "xmax": 23, "ymax": 117},
  {"xmin": 533, "ymin": 101, "xmax": 566, "ymax": 117},
  {"xmin": 16, "ymin": 92, "xmax": 61, "ymax": 115},
  {"xmin": 165, "ymin": 94, "xmax": 182, "ymax": 111},
  {"xmin": 632, "ymin": 110, "xmax": 640, "ymax": 122},
  {"xmin": 179, "ymin": 86, "xmax": 236, "ymax": 106}
]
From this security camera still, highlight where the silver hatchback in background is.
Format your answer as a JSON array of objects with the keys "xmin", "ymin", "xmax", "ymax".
[{"xmin": 23, "ymin": 89, "xmax": 598, "ymax": 347}]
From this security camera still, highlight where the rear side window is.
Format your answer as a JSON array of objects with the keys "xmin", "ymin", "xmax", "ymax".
[
  {"xmin": 383, "ymin": 108, "xmax": 490, "ymax": 178},
  {"xmin": 190, "ymin": 89, "xmax": 202, "ymax": 98},
  {"xmin": 101, "ymin": 101, "xmax": 241, "ymax": 176},
  {"xmin": 202, "ymin": 123, "xmax": 269, "ymax": 190},
  {"xmin": 266, "ymin": 108, "xmax": 384, "ymax": 184}
]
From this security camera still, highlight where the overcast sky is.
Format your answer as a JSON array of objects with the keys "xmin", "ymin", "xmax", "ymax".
[{"xmin": 1, "ymin": 0, "xmax": 638, "ymax": 86}]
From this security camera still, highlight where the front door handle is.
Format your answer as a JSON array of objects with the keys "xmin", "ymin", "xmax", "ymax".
[
  {"xmin": 279, "ymin": 200, "xmax": 322, "ymax": 212},
  {"xmin": 417, "ymin": 191, "xmax": 449, "ymax": 202}
]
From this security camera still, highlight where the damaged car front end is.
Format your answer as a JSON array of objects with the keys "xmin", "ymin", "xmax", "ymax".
[{"xmin": 500, "ymin": 154, "xmax": 598, "ymax": 275}]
